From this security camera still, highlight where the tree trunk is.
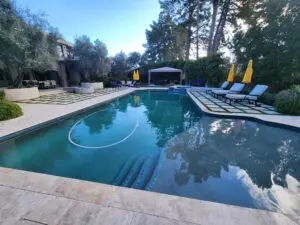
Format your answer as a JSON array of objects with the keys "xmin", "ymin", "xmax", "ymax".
[
  {"xmin": 185, "ymin": 24, "xmax": 192, "ymax": 61},
  {"xmin": 211, "ymin": 0, "xmax": 231, "ymax": 54},
  {"xmin": 207, "ymin": 0, "xmax": 219, "ymax": 55}
]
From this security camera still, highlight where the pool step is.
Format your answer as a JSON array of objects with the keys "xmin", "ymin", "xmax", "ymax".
[
  {"xmin": 112, "ymin": 154, "xmax": 139, "ymax": 186},
  {"xmin": 121, "ymin": 156, "xmax": 147, "ymax": 187},
  {"xmin": 112, "ymin": 151, "xmax": 164, "ymax": 190},
  {"xmin": 131, "ymin": 153, "xmax": 160, "ymax": 190},
  {"xmin": 145, "ymin": 151, "xmax": 165, "ymax": 191}
]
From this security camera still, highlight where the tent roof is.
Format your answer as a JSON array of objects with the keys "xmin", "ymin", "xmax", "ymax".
[{"xmin": 149, "ymin": 67, "xmax": 182, "ymax": 73}]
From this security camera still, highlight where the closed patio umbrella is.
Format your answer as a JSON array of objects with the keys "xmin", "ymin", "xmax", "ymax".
[
  {"xmin": 242, "ymin": 60, "xmax": 253, "ymax": 84},
  {"xmin": 227, "ymin": 64, "xmax": 235, "ymax": 83},
  {"xmin": 133, "ymin": 70, "xmax": 140, "ymax": 81}
]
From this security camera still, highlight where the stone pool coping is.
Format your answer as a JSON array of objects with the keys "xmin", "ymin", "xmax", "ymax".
[
  {"xmin": 0, "ymin": 167, "xmax": 297, "ymax": 225},
  {"xmin": 187, "ymin": 89, "xmax": 300, "ymax": 130}
]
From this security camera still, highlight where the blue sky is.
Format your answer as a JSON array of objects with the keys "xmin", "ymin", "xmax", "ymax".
[{"xmin": 15, "ymin": 0, "xmax": 161, "ymax": 56}]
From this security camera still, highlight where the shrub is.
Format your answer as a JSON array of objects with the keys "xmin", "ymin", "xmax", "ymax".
[
  {"xmin": 0, "ymin": 100, "xmax": 23, "ymax": 121},
  {"xmin": 275, "ymin": 87, "xmax": 300, "ymax": 115},
  {"xmin": 0, "ymin": 91, "xmax": 4, "ymax": 100},
  {"xmin": 260, "ymin": 92, "xmax": 276, "ymax": 106}
]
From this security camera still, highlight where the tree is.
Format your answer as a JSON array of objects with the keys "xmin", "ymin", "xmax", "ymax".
[
  {"xmin": 144, "ymin": 12, "xmax": 188, "ymax": 62},
  {"xmin": 0, "ymin": 0, "xmax": 60, "ymax": 87},
  {"xmin": 72, "ymin": 36, "xmax": 111, "ymax": 81},
  {"xmin": 111, "ymin": 51, "xmax": 128, "ymax": 77},
  {"xmin": 127, "ymin": 52, "xmax": 141, "ymax": 69},
  {"xmin": 232, "ymin": 0, "xmax": 300, "ymax": 90}
]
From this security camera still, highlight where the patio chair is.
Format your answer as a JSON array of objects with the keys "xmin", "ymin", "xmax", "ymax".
[
  {"xmin": 225, "ymin": 85, "xmax": 268, "ymax": 106},
  {"xmin": 128, "ymin": 81, "xmax": 136, "ymax": 87},
  {"xmin": 50, "ymin": 80, "xmax": 57, "ymax": 88},
  {"xmin": 205, "ymin": 81, "xmax": 230, "ymax": 93},
  {"xmin": 110, "ymin": 80, "xmax": 122, "ymax": 88},
  {"xmin": 211, "ymin": 83, "xmax": 245, "ymax": 98},
  {"xmin": 38, "ymin": 81, "xmax": 51, "ymax": 89}
]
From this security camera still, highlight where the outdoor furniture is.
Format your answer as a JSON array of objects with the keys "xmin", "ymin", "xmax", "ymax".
[
  {"xmin": 38, "ymin": 80, "xmax": 51, "ymax": 89},
  {"xmin": 110, "ymin": 80, "xmax": 122, "ymax": 88},
  {"xmin": 127, "ymin": 81, "xmax": 136, "ymax": 87},
  {"xmin": 205, "ymin": 81, "xmax": 230, "ymax": 93},
  {"xmin": 50, "ymin": 80, "xmax": 57, "ymax": 88},
  {"xmin": 211, "ymin": 83, "xmax": 245, "ymax": 98},
  {"xmin": 225, "ymin": 84, "xmax": 268, "ymax": 106},
  {"xmin": 190, "ymin": 79, "xmax": 206, "ymax": 87},
  {"xmin": 22, "ymin": 80, "xmax": 39, "ymax": 87}
]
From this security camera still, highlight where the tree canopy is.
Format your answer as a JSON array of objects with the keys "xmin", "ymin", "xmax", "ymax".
[
  {"xmin": 0, "ymin": 0, "xmax": 60, "ymax": 87},
  {"xmin": 142, "ymin": 0, "xmax": 300, "ymax": 90},
  {"xmin": 72, "ymin": 35, "xmax": 111, "ymax": 81}
]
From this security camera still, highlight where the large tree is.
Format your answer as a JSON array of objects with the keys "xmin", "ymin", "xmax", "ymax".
[
  {"xmin": 127, "ymin": 51, "xmax": 141, "ymax": 69},
  {"xmin": 72, "ymin": 35, "xmax": 111, "ymax": 81},
  {"xmin": 232, "ymin": 0, "xmax": 300, "ymax": 90},
  {"xmin": 111, "ymin": 51, "xmax": 128, "ymax": 77},
  {"xmin": 0, "ymin": 0, "xmax": 60, "ymax": 87}
]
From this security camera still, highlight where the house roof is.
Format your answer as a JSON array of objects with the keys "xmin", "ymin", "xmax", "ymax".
[
  {"xmin": 57, "ymin": 39, "xmax": 74, "ymax": 48},
  {"xmin": 149, "ymin": 67, "xmax": 182, "ymax": 73}
]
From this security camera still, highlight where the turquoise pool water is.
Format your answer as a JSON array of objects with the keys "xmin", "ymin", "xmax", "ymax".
[{"xmin": 0, "ymin": 90, "xmax": 300, "ymax": 216}]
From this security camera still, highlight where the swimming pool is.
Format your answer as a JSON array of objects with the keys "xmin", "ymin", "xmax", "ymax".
[{"xmin": 0, "ymin": 90, "xmax": 300, "ymax": 218}]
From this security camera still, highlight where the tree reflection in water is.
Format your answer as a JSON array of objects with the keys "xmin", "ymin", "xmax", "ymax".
[{"xmin": 165, "ymin": 117, "xmax": 300, "ymax": 189}]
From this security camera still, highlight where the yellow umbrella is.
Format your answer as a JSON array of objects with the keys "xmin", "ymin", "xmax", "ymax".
[
  {"xmin": 132, "ymin": 70, "xmax": 137, "ymax": 80},
  {"xmin": 242, "ymin": 60, "xmax": 253, "ymax": 84},
  {"xmin": 227, "ymin": 64, "xmax": 235, "ymax": 82},
  {"xmin": 133, "ymin": 70, "xmax": 140, "ymax": 81}
]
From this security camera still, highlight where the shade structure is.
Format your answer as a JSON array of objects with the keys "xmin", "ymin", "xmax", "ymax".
[
  {"xmin": 242, "ymin": 60, "xmax": 253, "ymax": 84},
  {"xmin": 227, "ymin": 64, "xmax": 235, "ymax": 82},
  {"xmin": 148, "ymin": 67, "xmax": 183, "ymax": 85}
]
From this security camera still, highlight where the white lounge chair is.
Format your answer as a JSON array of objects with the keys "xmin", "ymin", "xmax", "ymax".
[
  {"xmin": 225, "ymin": 85, "xmax": 268, "ymax": 106},
  {"xmin": 212, "ymin": 83, "xmax": 245, "ymax": 98}
]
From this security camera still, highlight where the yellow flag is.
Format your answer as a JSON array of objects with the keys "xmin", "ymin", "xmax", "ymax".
[
  {"xmin": 227, "ymin": 64, "xmax": 235, "ymax": 82},
  {"xmin": 242, "ymin": 60, "xmax": 253, "ymax": 84}
]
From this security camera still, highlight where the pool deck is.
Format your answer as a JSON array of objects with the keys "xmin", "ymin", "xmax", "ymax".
[
  {"xmin": 0, "ymin": 167, "xmax": 297, "ymax": 225},
  {"xmin": 1, "ymin": 87, "xmax": 300, "ymax": 224},
  {"xmin": 187, "ymin": 89, "xmax": 300, "ymax": 129}
]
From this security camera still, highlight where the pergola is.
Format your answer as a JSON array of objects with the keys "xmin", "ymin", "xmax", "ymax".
[{"xmin": 148, "ymin": 67, "xmax": 183, "ymax": 85}]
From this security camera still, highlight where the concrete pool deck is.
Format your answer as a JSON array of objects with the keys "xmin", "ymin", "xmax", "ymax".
[
  {"xmin": 0, "ymin": 167, "xmax": 297, "ymax": 225},
  {"xmin": 1, "ymin": 87, "xmax": 300, "ymax": 224}
]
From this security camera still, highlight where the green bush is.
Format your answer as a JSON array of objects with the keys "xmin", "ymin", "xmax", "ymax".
[
  {"xmin": 0, "ymin": 100, "xmax": 23, "ymax": 121},
  {"xmin": 0, "ymin": 91, "xmax": 4, "ymax": 100},
  {"xmin": 260, "ymin": 92, "xmax": 276, "ymax": 106},
  {"xmin": 275, "ymin": 87, "xmax": 300, "ymax": 115}
]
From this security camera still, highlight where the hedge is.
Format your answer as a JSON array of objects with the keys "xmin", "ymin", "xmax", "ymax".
[{"xmin": 0, "ymin": 100, "xmax": 23, "ymax": 121}]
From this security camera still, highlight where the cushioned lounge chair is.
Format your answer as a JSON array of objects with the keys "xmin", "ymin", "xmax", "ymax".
[
  {"xmin": 205, "ymin": 81, "xmax": 230, "ymax": 93},
  {"xmin": 225, "ymin": 85, "xmax": 268, "ymax": 106},
  {"xmin": 211, "ymin": 83, "xmax": 245, "ymax": 98}
]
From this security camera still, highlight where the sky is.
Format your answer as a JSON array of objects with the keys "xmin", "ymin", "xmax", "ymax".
[{"xmin": 14, "ymin": 0, "xmax": 161, "ymax": 56}]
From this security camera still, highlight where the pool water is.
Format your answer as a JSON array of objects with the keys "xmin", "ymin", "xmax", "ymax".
[{"xmin": 1, "ymin": 90, "xmax": 300, "ymax": 217}]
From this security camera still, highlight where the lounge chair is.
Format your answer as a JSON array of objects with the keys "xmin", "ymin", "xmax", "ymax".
[
  {"xmin": 211, "ymin": 83, "xmax": 245, "ymax": 98},
  {"xmin": 205, "ymin": 81, "xmax": 230, "ymax": 93},
  {"xmin": 225, "ymin": 85, "xmax": 268, "ymax": 106}
]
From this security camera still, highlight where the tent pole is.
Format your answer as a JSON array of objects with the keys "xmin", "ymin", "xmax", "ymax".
[{"xmin": 148, "ymin": 71, "xmax": 151, "ymax": 86}]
